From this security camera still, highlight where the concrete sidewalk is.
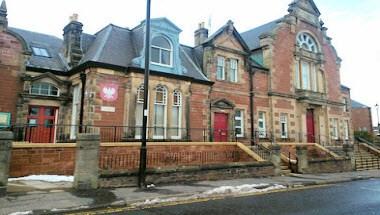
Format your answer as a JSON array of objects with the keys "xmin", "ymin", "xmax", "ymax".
[{"xmin": 1, "ymin": 170, "xmax": 379, "ymax": 215}]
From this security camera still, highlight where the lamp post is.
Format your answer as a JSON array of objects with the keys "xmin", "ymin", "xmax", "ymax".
[
  {"xmin": 375, "ymin": 104, "xmax": 379, "ymax": 135},
  {"xmin": 138, "ymin": 0, "xmax": 151, "ymax": 188}
]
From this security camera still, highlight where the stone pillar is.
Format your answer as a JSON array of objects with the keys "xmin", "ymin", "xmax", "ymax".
[
  {"xmin": 270, "ymin": 144, "xmax": 282, "ymax": 176},
  {"xmin": 296, "ymin": 145, "xmax": 308, "ymax": 174},
  {"xmin": 0, "ymin": 131, "xmax": 13, "ymax": 196},
  {"xmin": 343, "ymin": 143, "xmax": 355, "ymax": 170},
  {"xmin": 74, "ymin": 133, "xmax": 100, "ymax": 190}
]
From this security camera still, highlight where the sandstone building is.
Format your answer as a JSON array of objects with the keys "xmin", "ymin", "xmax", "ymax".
[{"xmin": 0, "ymin": 0, "xmax": 353, "ymax": 145}]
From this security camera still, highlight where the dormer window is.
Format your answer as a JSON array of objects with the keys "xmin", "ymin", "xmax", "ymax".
[
  {"xmin": 31, "ymin": 47, "xmax": 50, "ymax": 57},
  {"xmin": 296, "ymin": 32, "xmax": 318, "ymax": 53},
  {"xmin": 30, "ymin": 82, "xmax": 59, "ymax": 97},
  {"xmin": 151, "ymin": 36, "xmax": 172, "ymax": 66}
]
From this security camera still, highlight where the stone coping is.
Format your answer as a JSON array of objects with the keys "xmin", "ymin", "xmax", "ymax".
[{"xmin": 99, "ymin": 161, "xmax": 273, "ymax": 178}]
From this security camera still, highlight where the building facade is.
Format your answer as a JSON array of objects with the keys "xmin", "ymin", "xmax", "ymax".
[
  {"xmin": 351, "ymin": 100, "xmax": 373, "ymax": 134},
  {"xmin": 0, "ymin": 0, "xmax": 353, "ymax": 145}
]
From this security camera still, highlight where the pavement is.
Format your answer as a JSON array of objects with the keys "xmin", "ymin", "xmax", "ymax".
[{"xmin": 1, "ymin": 170, "xmax": 379, "ymax": 215}]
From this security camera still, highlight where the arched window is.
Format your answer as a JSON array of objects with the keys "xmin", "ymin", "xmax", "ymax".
[
  {"xmin": 151, "ymin": 36, "xmax": 172, "ymax": 66},
  {"xmin": 30, "ymin": 82, "xmax": 59, "ymax": 97},
  {"xmin": 154, "ymin": 85, "xmax": 167, "ymax": 138},
  {"xmin": 135, "ymin": 85, "xmax": 145, "ymax": 138},
  {"xmin": 171, "ymin": 90, "xmax": 182, "ymax": 139},
  {"xmin": 297, "ymin": 32, "xmax": 318, "ymax": 53}
]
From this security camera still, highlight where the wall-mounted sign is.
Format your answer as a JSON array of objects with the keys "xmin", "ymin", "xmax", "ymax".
[
  {"xmin": 100, "ymin": 83, "xmax": 119, "ymax": 102},
  {"xmin": 100, "ymin": 106, "xmax": 116, "ymax": 112},
  {"xmin": 0, "ymin": 112, "xmax": 11, "ymax": 128}
]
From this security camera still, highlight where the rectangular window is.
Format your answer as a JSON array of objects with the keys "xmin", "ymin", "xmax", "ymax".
[
  {"xmin": 311, "ymin": 64, "xmax": 318, "ymax": 92},
  {"xmin": 234, "ymin": 110, "xmax": 244, "ymax": 137},
  {"xmin": 301, "ymin": 61, "xmax": 310, "ymax": 90},
  {"xmin": 331, "ymin": 118, "xmax": 339, "ymax": 140},
  {"xmin": 31, "ymin": 47, "xmax": 50, "ymax": 57},
  {"xmin": 229, "ymin": 59, "xmax": 238, "ymax": 82},
  {"xmin": 216, "ymin": 56, "xmax": 225, "ymax": 80},
  {"xmin": 258, "ymin": 112, "xmax": 266, "ymax": 138},
  {"xmin": 344, "ymin": 120, "xmax": 350, "ymax": 140},
  {"xmin": 154, "ymin": 104, "xmax": 165, "ymax": 138},
  {"xmin": 280, "ymin": 113, "xmax": 288, "ymax": 138},
  {"xmin": 295, "ymin": 61, "xmax": 300, "ymax": 89},
  {"xmin": 343, "ymin": 98, "xmax": 349, "ymax": 112},
  {"xmin": 151, "ymin": 47, "xmax": 160, "ymax": 64}
]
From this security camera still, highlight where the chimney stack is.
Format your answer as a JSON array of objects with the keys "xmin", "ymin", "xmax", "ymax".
[
  {"xmin": 0, "ymin": 0, "xmax": 8, "ymax": 30},
  {"xmin": 63, "ymin": 13, "xmax": 83, "ymax": 67},
  {"xmin": 194, "ymin": 22, "xmax": 208, "ymax": 46}
]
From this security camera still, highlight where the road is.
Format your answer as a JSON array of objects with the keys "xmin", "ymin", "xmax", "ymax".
[{"xmin": 81, "ymin": 179, "xmax": 380, "ymax": 215}]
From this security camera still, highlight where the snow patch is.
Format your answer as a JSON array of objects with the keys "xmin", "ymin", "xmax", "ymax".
[
  {"xmin": 132, "ymin": 183, "xmax": 285, "ymax": 207},
  {"xmin": 9, "ymin": 175, "xmax": 74, "ymax": 182},
  {"xmin": 8, "ymin": 211, "xmax": 33, "ymax": 215}
]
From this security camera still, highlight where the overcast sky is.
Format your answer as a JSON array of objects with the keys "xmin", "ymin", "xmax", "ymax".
[{"xmin": 5, "ymin": 0, "xmax": 380, "ymax": 125}]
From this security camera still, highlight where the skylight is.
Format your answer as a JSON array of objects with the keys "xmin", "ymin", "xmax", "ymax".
[{"xmin": 31, "ymin": 47, "xmax": 50, "ymax": 57}]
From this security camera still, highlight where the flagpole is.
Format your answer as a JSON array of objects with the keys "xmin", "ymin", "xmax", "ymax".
[{"xmin": 138, "ymin": 0, "xmax": 151, "ymax": 188}]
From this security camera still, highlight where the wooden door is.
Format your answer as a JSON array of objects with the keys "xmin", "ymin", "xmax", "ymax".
[
  {"xmin": 306, "ymin": 109, "xmax": 315, "ymax": 143},
  {"xmin": 26, "ymin": 106, "xmax": 57, "ymax": 143},
  {"xmin": 214, "ymin": 113, "xmax": 228, "ymax": 142}
]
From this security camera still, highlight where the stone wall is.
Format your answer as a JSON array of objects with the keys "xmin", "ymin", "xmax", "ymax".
[
  {"xmin": 305, "ymin": 158, "xmax": 352, "ymax": 174},
  {"xmin": 99, "ymin": 162, "xmax": 275, "ymax": 188}
]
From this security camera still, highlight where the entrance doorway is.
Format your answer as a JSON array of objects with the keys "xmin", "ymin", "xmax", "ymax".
[
  {"xmin": 26, "ymin": 106, "xmax": 57, "ymax": 143},
  {"xmin": 306, "ymin": 109, "xmax": 315, "ymax": 143},
  {"xmin": 213, "ymin": 113, "xmax": 228, "ymax": 142}
]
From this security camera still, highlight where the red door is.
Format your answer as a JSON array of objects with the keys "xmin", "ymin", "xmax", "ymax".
[
  {"xmin": 26, "ymin": 106, "xmax": 57, "ymax": 143},
  {"xmin": 306, "ymin": 109, "xmax": 315, "ymax": 143},
  {"xmin": 214, "ymin": 113, "xmax": 228, "ymax": 142}
]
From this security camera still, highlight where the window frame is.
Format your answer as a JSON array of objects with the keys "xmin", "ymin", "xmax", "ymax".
[
  {"xmin": 31, "ymin": 46, "xmax": 50, "ymax": 57},
  {"xmin": 153, "ymin": 85, "xmax": 167, "ymax": 139},
  {"xmin": 331, "ymin": 118, "xmax": 339, "ymax": 140},
  {"xmin": 229, "ymin": 59, "xmax": 238, "ymax": 83},
  {"xmin": 171, "ymin": 90, "xmax": 182, "ymax": 139},
  {"xmin": 151, "ymin": 36, "xmax": 173, "ymax": 67},
  {"xmin": 234, "ymin": 109, "xmax": 244, "ymax": 138},
  {"xmin": 216, "ymin": 56, "xmax": 225, "ymax": 80},
  {"xmin": 296, "ymin": 32, "xmax": 318, "ymax": 53},
  {"xmin": 258, "ymin": 112, "xmax": 266, "ymax": 138},
  {"xmin": 135, "ymin": 85, "xmax": 147, "ymax": 139},
  {"xmin": 344, "ymin": 120, "xmax": 350, "ymax": 140},
  {"xmin": 29, "ymin": 82, "xmax": 60, "ymax": 97},
  {"xmin": 280, "ymin": 113, "xmax": 288, "ymax": 139}
]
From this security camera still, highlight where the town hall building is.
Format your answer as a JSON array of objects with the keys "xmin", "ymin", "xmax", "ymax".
[{"xmin": 0, "ymin": 0, "xmax": 353, "ymax": 145}]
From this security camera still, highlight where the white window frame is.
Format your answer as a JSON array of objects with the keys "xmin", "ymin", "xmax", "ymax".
[
  {"xmin": 331, "ymin": 118, "xmax": 339, "ymax": 140},
  {"xmin": 151, "ymin": 36, "xmax": 173, "ymax": 67},
  {"xmin": 258, "ymin": 112, "xmax": 266, "ymax": 138},
  {"xmin": 296, "ymin": 32, "xmax": 318, "ymax": 53},
  {"xmin": 153, "ymin": 86, "xmax": 167, "ymax": 139},
  {"xmin": 344, "ymin": 120, "xmax": 350, "ymax": 140},
  {"xmin": 70, "ymin": 85, "xmax": 80, "ymax": 139},
  {"xmin": 31, "ymin": 46, "xmax": 50, "ymax": 57},
  {"xmin": 229, "ymin": 59, "xmax": 238, "ymax": 83},
  {"xmin": 171, "ymin": 90, "xmax": 182, "ymax": 139},
  {"xmin": 29, "ymin": 82, "xmax": 60, "ymax": 97},
  {"xmin": 135, "ymin": 85, "xmax": 148, "ymax": 139},
  {"xmin": 234, "ymin": 109, "xmax": 244, "ymax": 138},
  {"xmin": 280, "ymin": 113, "xmax": 288, "ymax": 139},
  {"xmin": 216, "ymin": 56, "xmax": 225, "ymax": 80}
]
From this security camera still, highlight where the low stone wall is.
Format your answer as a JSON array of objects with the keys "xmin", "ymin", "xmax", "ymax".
[
  {"xmin": 305, "ymin": 158, "xmax": 353, "ymax": 174},
  {"xmin": 9, "ymin": 142, "xmax": 256, "ymax": 177},
  {"xmin": 99, "ymin": 161, "xmax": 275, "ymax": 188}
]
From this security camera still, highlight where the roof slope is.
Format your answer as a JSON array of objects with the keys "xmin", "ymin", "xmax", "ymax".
[
  {"xmin": 351, "ymin": 100, "xmax": 370, "ymax": 109},
  {"xmin": 241, "ymin": 19, "xmax": 280, "ymax": 50},
  {"xmin": 9, "ymin": 27, "xmax": 67, "ymax": 71}
]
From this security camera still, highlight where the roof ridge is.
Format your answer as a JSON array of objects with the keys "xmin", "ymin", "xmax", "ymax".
[{"xmin": 9, "ymin": 27, "xmax": 62, "ymax": 41}]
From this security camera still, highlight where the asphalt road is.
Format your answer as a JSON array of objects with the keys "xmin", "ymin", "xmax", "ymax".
[{"xmin": 88, "ymin": 179, "xmax": 380, "ymax": 215}]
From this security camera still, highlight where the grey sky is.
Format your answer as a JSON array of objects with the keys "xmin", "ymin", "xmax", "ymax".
[{"xmin": 5, "ymin": 0, "xmax": 380, "ymax": 125}]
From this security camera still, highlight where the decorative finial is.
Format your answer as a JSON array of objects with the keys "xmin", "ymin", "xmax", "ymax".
[
  {"xmin": 69, "ymin": 13, "xmax": 78, "ymax": 22},
  {"xmin": 0, "ymin": 0, "xmax": 7, "ymax": 15}
]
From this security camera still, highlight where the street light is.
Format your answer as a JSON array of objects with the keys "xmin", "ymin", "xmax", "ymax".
[
  {"xmin": 375, "ymin": 104, "xmax": 379, "ymax": 135},
  {"xmin": 138, "ymin": 0, "xmax": 151, "ymax": 188}
]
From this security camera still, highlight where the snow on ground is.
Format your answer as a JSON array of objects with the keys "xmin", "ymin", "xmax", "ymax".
[
  {"xmin": 8, "ymin": 211, "xmax": 33, "ymax": 215},
  {"xmin": 132, "ymin": 183, "xmax": 286, "ymax": 207},
  {"xmin": 8, "ymin": 175, "xmax": 74, "ymax": 182}
]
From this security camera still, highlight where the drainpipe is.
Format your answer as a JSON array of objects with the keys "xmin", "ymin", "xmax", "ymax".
[
  {"xmin": 79, "ymin": 71, "xmax": 86, "ymax": 133},
  {"xmin": 249, "ymin": 67, "xmax": 255, "ymax": 146}
]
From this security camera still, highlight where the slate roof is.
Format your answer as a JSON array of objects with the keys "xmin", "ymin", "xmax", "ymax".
[
  {"xmin": 9, "ymin": 27, "xmax": 67, "ymax": 72},
  {"xmin": 241, "ymin": 19, "xmax": 281, "ymax": 50},
  {"xmin": 351, "ymin": 100, "xmax": 370, "ymax": 109},
  {"xmin": 9, "ymin": 21, "xmax": 208, "ymax": 82}
]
